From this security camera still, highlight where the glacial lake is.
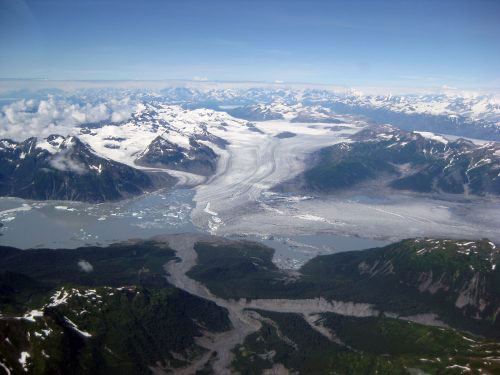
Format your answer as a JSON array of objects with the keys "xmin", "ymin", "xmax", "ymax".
[
  {"xmin": 0, "ymin": 189, "xmax": 198, "ymax": 249},
  {"xmin": 0, "ymin": 188, "xmax": 389, "ymax": 268}
]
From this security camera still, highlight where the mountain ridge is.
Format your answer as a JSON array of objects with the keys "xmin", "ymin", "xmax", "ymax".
[
  {"xmin": 0, "ymin": 135, "xmax": 176, "ymax": 202},
  {"xmin": 276, "ymin": 125, "xmax": 500, "ymax": 197}
]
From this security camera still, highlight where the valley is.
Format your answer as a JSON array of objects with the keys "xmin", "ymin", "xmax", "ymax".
[
  {"xmin": 0, "ymin": 89, "xmax": 499, "ymax": 374},
  {"xmin": 2, "ymin": 1, "xmax": 500, "ymax": 373},
  {"xmin": 2, "ymin": 113, "xmax": 499, "ymax": 267},
  {"xmin": 162, "ymin": 234, "xmax": 500, "ymax": 374},
  {"xmin": 1, "ymin": 234, "xmax": 498, "ymax": 374}
]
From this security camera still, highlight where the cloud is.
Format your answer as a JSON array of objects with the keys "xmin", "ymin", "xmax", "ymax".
[
  {"xmin": 49, "ymin": 150, "xmax": 88, "ymax": 174},
  {"xmin": 0, "ymin": 96, "xmax": 137, "ymax": 141},
  {"xmin": 77, "ymin": 259, "xmax": 93, "ymax": 273}
]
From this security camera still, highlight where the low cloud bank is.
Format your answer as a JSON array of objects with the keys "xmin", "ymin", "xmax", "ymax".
[
  {"xmin": 77, "ymin": 259, "xmax": 94, "ymax": 273},
  {"xmin": 49, "ymin": 150, "xmax": 88, "ymax": 174},
  {"xmin": 0, "ymin": 96, "xmax": 137, "ymax": 141}
]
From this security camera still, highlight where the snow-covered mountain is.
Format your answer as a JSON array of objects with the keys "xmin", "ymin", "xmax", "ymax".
[
  {"xmin": 153, "ymin": 87, "xmax": 500, "ymax": 123},
  {"xmin": 326, "ymin": 93, "xmax": 500, "ymax": 123},
  {"xmin": 135, "ymin": 136, "xmax": 219, "ymax": 176},
  {"xmin": 77, "ymin": 102, "xmax": 254, "ymax": 171},
  {"xmin": 0, "ymin": 103, "xmax": 257, "ymax": 201},
  {"xmin": 227, "ymin": 101, "xmax": 347, "ymax": 124},
  {"xmin": 0, "ymin": 135, "xmax": 174, "ymax": 202},
  {"xmin": 154, "ymin": 88, "xmax": 500, "ymax": 141},
  {"xmin": 2, "ymin": 87, "xmax": 499, "ymax": 140},
  {"xmin": 1, "ymin": 90, "xmax": 499, "ymax": 202}
]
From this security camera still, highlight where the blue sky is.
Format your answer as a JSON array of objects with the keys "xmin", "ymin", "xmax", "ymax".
[{"xmin": 1, "ymin": 0, "xmax": 499, "ymax": 90}]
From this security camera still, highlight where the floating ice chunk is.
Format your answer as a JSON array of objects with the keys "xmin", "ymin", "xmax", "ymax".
[
  {"xmin": 54, "ymin": 206, "xmax": 76, "ymax": 211},
  {"xmin": 203, "ymin": 202, "xmax": 218, "ymax": 216},
  {"xmin": 294, "ymin": 214, "xmax": 326, "ymax": 222}
]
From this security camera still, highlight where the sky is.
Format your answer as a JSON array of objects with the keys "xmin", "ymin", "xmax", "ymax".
[{"xmin": 0, "ymin": 0, "xmax": 499, "ymax": 90}]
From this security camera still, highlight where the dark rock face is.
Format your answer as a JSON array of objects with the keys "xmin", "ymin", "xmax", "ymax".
[
  {"xmin": 290, "ymin": 115, "xmax": 343, "ymax": 123},
  {"xmin": 274, "ymin": 131, "xmax": 297, "ymax": 139},
  {"xmin": 0, "ymin": 135, "xmax": 175, "ymax": 202},
  {"xmin": 135, "ymin": 136, "xmax": 218, "ymax": 176}
]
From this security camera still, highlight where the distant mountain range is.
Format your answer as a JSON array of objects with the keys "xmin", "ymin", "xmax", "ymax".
[
  {"xmin": 158, "ymin": 87, "xmax": 500, "ymax": 122},
  {"xmin": 3, "ymin": 87, "xmax": 500, "ymax": 138},
  {"xmin": 277, "ymin": 125, "xmax": 500, "ymax": 196},
  {"xmin": 226, "ymin": 102, "xmax": 347, "ymax": 124},
  {"xmin": 157, "ymin": 87, "xmax": 500, "ymax": 141}
]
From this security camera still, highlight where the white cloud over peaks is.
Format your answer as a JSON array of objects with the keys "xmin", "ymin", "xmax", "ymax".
[
  {"xmin": 0, "ymin": 96, "xmax": 137, "ymax": 141},
  {"xmin": 49, "ymin": 150, "xmax": 88, "ymax": 174},
  {"xmin": 77, "ymin": 259, "xmax": 94, "ymax": 273}
]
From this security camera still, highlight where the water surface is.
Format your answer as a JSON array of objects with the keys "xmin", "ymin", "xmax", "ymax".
[
  {"xmin": 1, "ymin": 188, "xmax": 389, "ymax": 269},
  {"xmin": 0, "ymin": 189, "xmax": 197, "ymax": 249}
]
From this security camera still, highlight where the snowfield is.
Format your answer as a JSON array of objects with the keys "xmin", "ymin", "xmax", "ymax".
[{"xmin": 78, "ymin": 103, "xmax": 251, "ymax": 170}]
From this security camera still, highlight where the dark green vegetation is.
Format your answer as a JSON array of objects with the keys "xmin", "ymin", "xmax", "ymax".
[
  {"xmin": 233, "ymin": 310, "xmax": 500, "ymax": 374},
  {"xmin": 277, "ymin": 126, "xmax": 500, "ymax": 196},
  {"xmin": 0, "ymin": 136, "xmax": 175, "ymax": 202},
  {"xmin": 187, "ymin": 240, "xmax": 280, "ymax": 300},
  {"xmin": 1, "ymin": 237, "xmax": 498, "ymax": 374},
  {"xmin": 0, "ymin": 241, "xmax": 230, "ymax": 375},
  {"xmin": 233, "ymin": 310, "xmax": 345, "ymax": 374},
  {"xmin": 189, "ymin": 238, "xmax": 500, "ymax": 337},
  {"xmin": 0, "ymin": 241, "xmax": 177, "ymax": 315}
]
